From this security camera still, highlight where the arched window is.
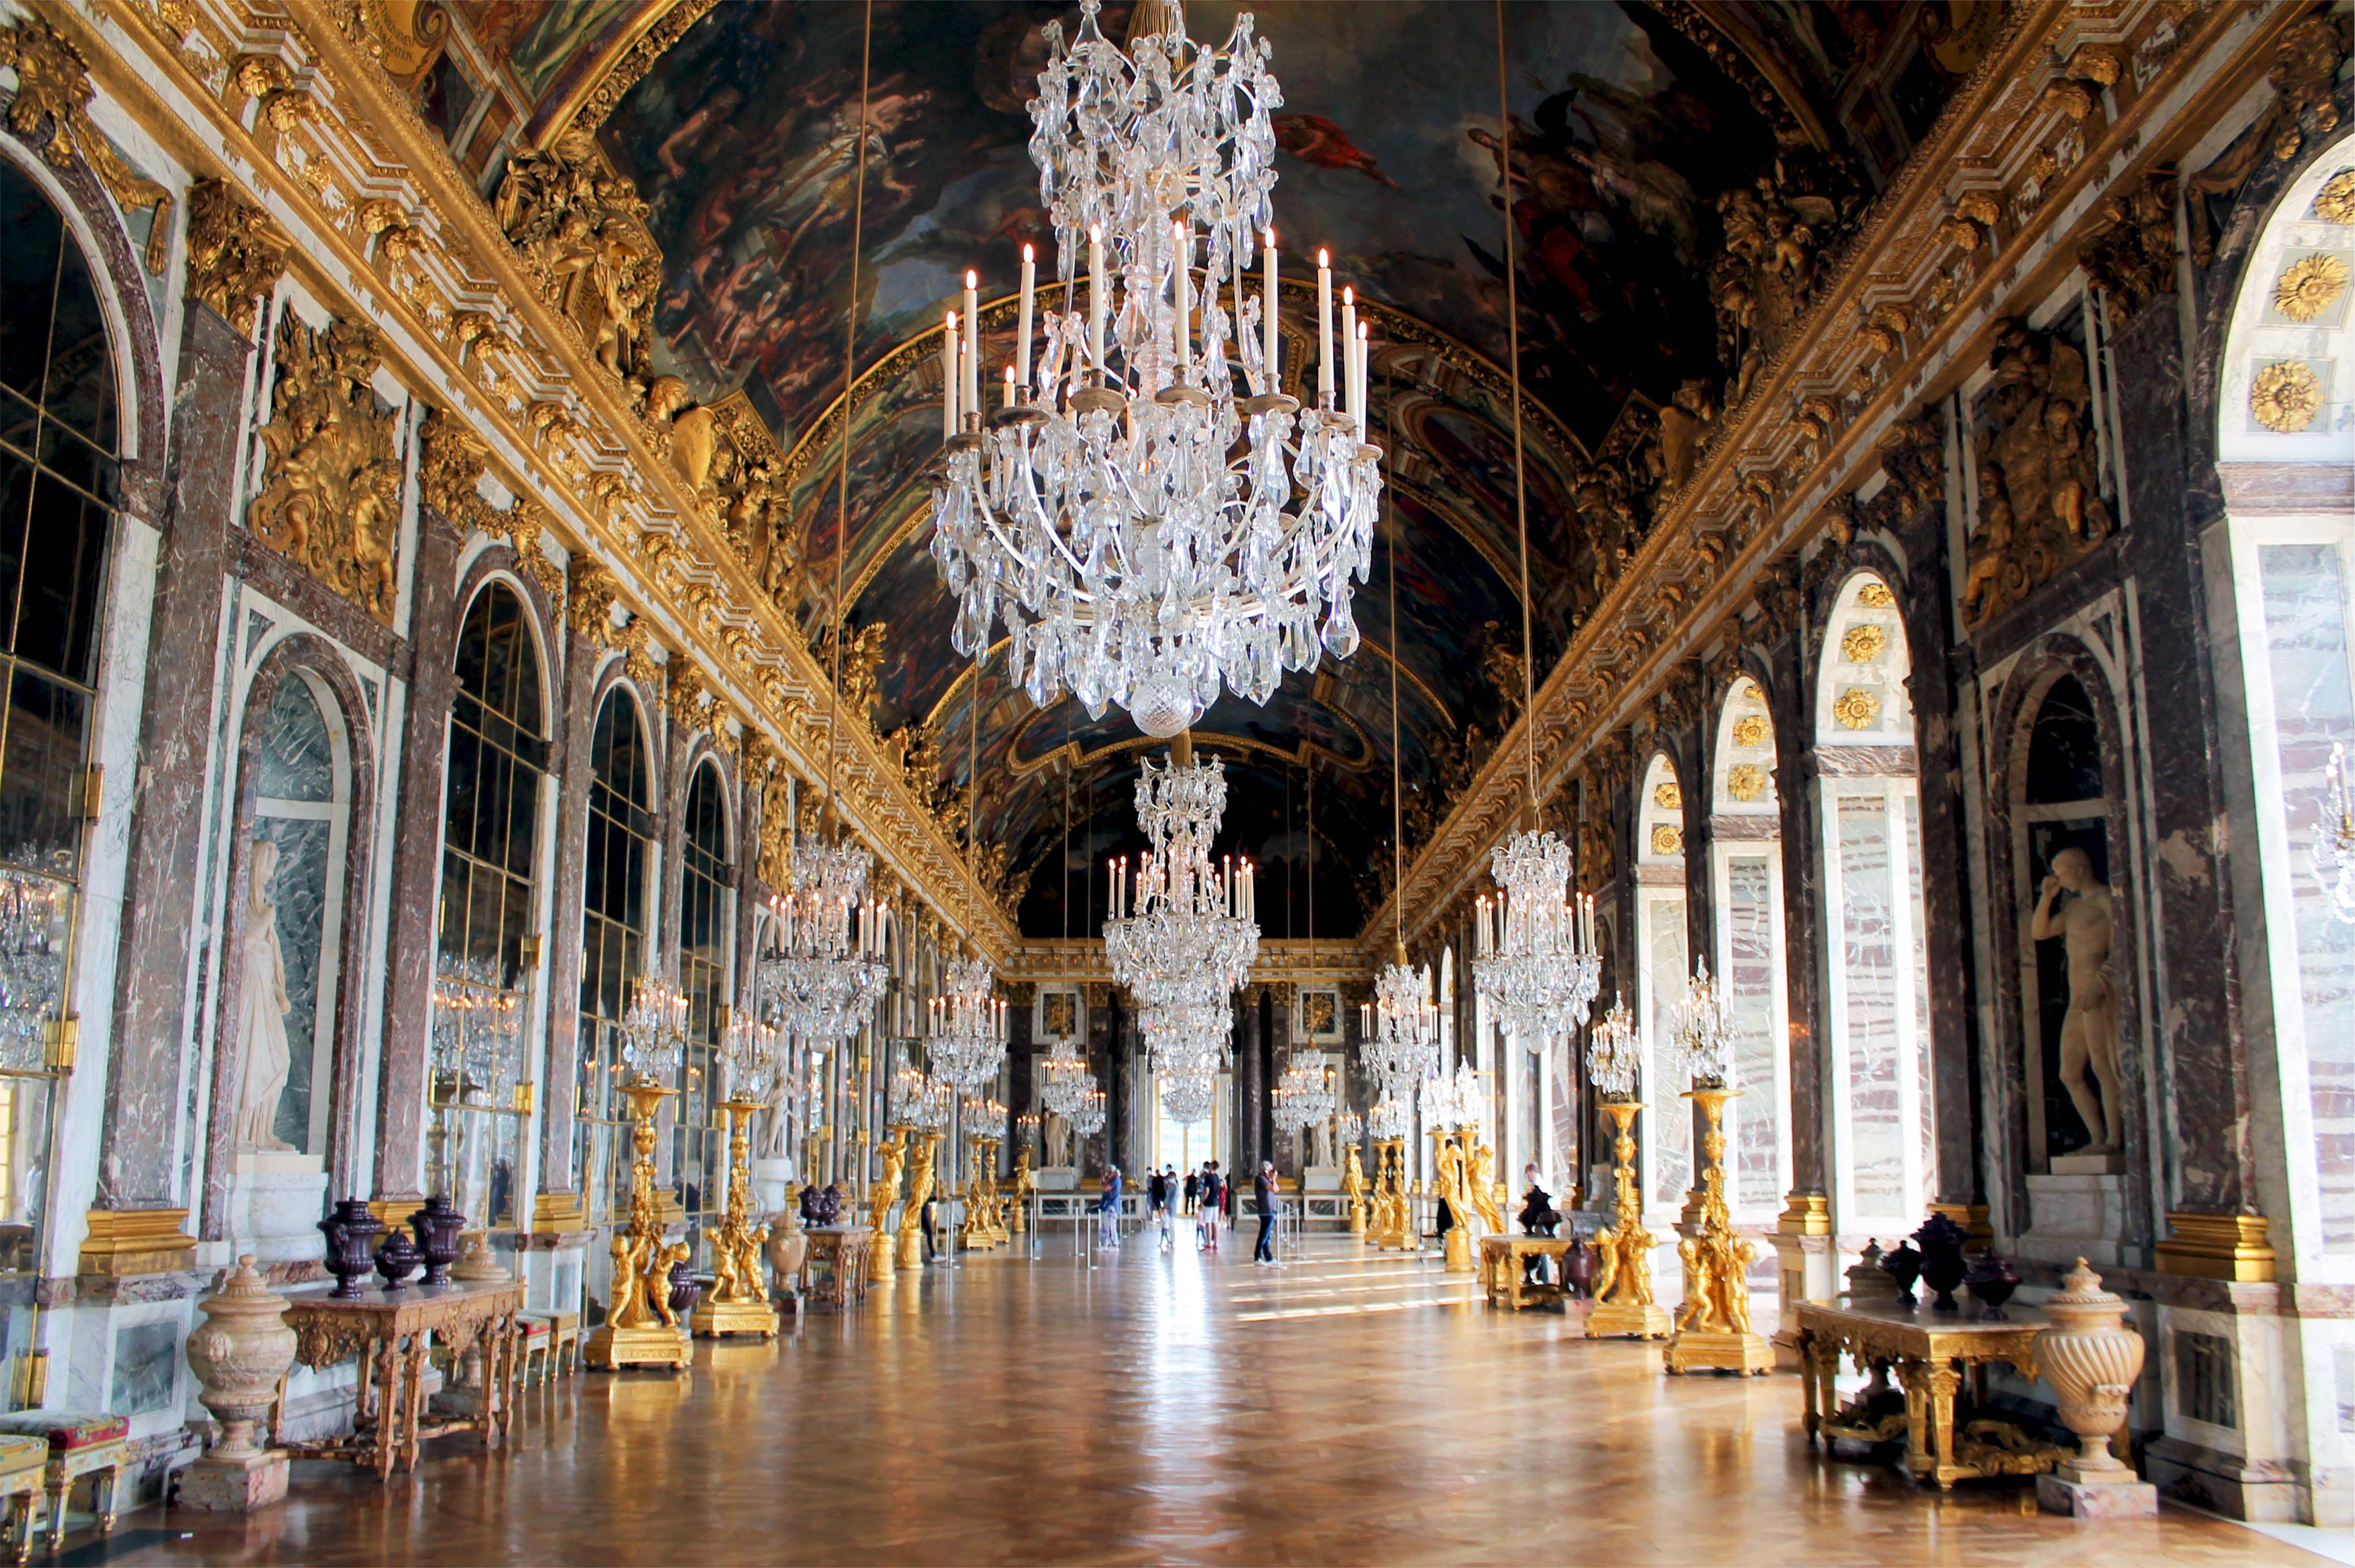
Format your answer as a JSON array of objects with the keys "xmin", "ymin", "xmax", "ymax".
[
  {"xmin": 432, "ymin": 583, "xmax": 547, "ymax": 1232},
  {"xmin": 2214, "ymin": 141, "xmax": 2355, "ymax": 1272},
  {"xmin": 675, "ymin": 760, "xmax": 733, "ymax": 1259},
  {"xmin": 0, "ymin": 157, "xmax": 123, "ymax": 1332},
  {"xmin": 1709, "ymin": 677, "xmax": 1789, "ymax": 1220},
  {"xmin": 575, "ymin": 686, "xmax": 655, "ymax": 1234},
  {"xmin": 1817, "ymin": 573, "xmax": 1934, "ymax": 1236},
  {"xmin": 1634, "ymin": 752, "xmax": 1690, "ymax": 1224}
]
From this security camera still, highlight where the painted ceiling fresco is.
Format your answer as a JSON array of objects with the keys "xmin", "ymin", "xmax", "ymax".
[{"xmin": 591, "ymin": 0, "xmax": 1985, "ymax": 935}]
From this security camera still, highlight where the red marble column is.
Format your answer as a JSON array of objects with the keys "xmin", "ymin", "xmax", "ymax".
[
  {"xmin": 371, "ymin": 507, "xmax": 463, "ymax": 1202},
  {"xmin": 101, "ymin": 300, "xmax": 253, "ymax": 1210}
]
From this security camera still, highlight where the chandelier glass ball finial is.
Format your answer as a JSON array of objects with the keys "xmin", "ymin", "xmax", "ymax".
[{"xmin": 928, "ymin": 0, "xmax": 1382, "ymax": 736}]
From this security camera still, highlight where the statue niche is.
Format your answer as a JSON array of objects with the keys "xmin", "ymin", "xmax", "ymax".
[
  {"xmin": 2018, "ymin": 675, "xmax": 2123, "ymax": 1165},
  {"xmin": 1963, "ymin": 317, "xmax": 2116, "ymax": 630},
  {"xmin": 248, "ymin": 315, "xmax": 404, "ymax": 622}
]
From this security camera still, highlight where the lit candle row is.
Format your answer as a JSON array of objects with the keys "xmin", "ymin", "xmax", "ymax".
[
  {"xmin": 926, "ymin": 993, "xmax": 1010, "ymax": 1040},
  {"xmin": 1472, "ymin": 889, "xmax": 1596, "ymax": 956},
  {"xmin": 769, "ymin": 892, "xmax": 892, "ymax": 958}
]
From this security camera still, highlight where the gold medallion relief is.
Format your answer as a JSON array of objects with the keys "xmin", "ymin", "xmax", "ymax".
[
  {"xmin": 1833, "ymin": 688, "xmax": 1882, "ymax": 730},
  {"xmin": 2252, "ymin": 361, "xmax": 2324, "ymax": 433},
  {"xmin": 2274, "ymin": 254, "xmax": 2349, "ymax": 321}
]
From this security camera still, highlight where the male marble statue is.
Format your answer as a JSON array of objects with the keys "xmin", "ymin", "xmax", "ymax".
[
  {"xmin": 2030, "ymin": 846, "xmax": 2120, "ymax": 1153},
  {"xmin": 231, "ymin": 838, "xmax": 296, "ymax": 1151}
]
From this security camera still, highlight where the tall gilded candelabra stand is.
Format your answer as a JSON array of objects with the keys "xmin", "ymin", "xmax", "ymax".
[
  {"xmin": 1662, "ymin": 963, "xmax": 1771, "ymax": 1374},
  {"xmin": 692, "ymin": 1097, "xmax": 779, "ymax": 1339},
  {"xmin": 585, "ymin": 1080, "xmax": 693, "ymax": 1370},
  {"xmin": 899, "ymin": 1131, "xmax": 939, "ymax": 1270},
  {"xmin": 1584, "ymin": 997, "xmax": 1670, "ymax": 1340}
]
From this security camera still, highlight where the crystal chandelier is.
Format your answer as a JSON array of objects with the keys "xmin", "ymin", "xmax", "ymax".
[
  {"xmin": 1367, "ymin": 1095, "xmax": 1411, "ymax": 1142},
  {"xmin": 619, "ymin": 972, "xmax": 688, "ymax": 1086},
  {"xmin": 1361, "ymin": 953, "xmax": 1442, "ymax": 1103},
  {"xmin": 925, "ymin": 952, "xmax": 1009, "ymax": 1092},
  {"xmin": 1161, "ymin": 1071, "xmax": 1217, "ymax": 1126},
  {"xmin": 2317, "ymin": 741, "xmax": 2355, "ymax": 924},
  {"xmin": 1040, "ymin": 1036, "xmax": 1101, "ymax": 1123},
  {"xmin": 1104, "ymin": 749, "xmax": 1259, "ymax": 1008},
  {"xmin": 1333, "ymin": 1111, "xmax": 1363, "ymax": 1147},
  {"xmin": 1140, "ymin": 989, "xmax": 1228, "ymax": 1077},
  {"xmin": 0, "ymin": 864, "xmax": 68, "ymax": 1069},
  {"xmin": 1672, "ymin": 960, "xmax": 1737, "ymax": 1090},
  {"xmin": 890, "ymin": 1066, "xmax": 954, "ymax": 1132},
  {"xmin": 758, "ymin": 838, "xmax": 889, "ymax": 1052},
  {"xmin": 1418, "ymin": 1066, "xmax": 1463, "ymax": 1130},
  {"xmin": 1070, "ymin": 1084, "xmax": 1107, "ymax": 1139},
  {"xmin": 1586, "ymin": 993, "xmax": 1638, "ymax": 1101},
  {"xmin": 720, "ymin": 1012, "xmax": 783, "ymax": 1106},
  {"xmin": 1274, "ymin": 1057, "xmax": 1335, "ymax": 1130},
  {"xmin": 431, "ymin": 956, "xmax": 524, "ymax": 1106},
  {"xmin": 1473, "ymin": 831, "xmax": 1600, "ymax": 1049},
  {"xmin": 964, "ymin": 1097, "xmax": 1009, "ymax": 1144},
  {"xmin": 928, "ymin": 0, "xmax": 1381, "ymax": 737}
]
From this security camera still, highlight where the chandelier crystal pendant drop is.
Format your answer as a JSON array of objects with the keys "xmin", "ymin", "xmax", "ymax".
[
  {"xmin": 1102, "ymin": 748, "xmax": 1259, "ymax": 1006},
  {"xmin": 1473, "ymin": 833, "xmax": 1601, "ymax": 1050},
  {"xmin": 927, "ymin": 0, "xmax": 1382, "ymax": 737},
  {"xmin": 757, "ymin": 839, "xmax": 890, "ymax": 1054},
  {"xmin": 926, "ymin": 952, "xmax": 1010, "ymax": 1092}
]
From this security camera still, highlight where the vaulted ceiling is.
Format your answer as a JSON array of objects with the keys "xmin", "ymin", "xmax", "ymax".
[{"xmin": 395, "ymin": 0, "xmax": 1993, "ymax": 937}]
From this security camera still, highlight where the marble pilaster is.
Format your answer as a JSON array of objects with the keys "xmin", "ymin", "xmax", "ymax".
[
  {"xmin": 536, "ymin": 633, "xmax": 602, "ymax": 1196},
  {"xmin": 1235, "ymin": 990, "xmax": 1262, "ymax": 1174}
]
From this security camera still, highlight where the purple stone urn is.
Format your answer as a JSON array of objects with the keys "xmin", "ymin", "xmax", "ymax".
[{"xmin": 319, "ymin": 1199, "xmax": 384, "ymax": 1300}]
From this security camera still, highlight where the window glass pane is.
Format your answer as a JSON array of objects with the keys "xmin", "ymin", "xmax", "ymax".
[
  {"xmin": 1839, "ymin": 791, "xmax": 1904, "ymax": 1219},
  {"xmin": 0, "ymin": 449, "xmax": 31, "ymax": 655},
  {"xmin": 2258, "ymin": 542, "xmax": 2355, "ymax": 1250},
  {"xmin": 22, "ymin": 457, "xmax": 115, "ymax": 684},
  {"xmin": 0, "ymin": 167, "xmax": 58, "ymax": 403},
  {"xmin": 0, "ymin": 668, "xmax": 85, "ymax": 872},
  {"xmin": 39, "ymin": 237, "xmax": 111, "ymax": 453},
  {"xmin": 1725, "ymin": 854, "xmax": 1779, "ymax": 1212}
]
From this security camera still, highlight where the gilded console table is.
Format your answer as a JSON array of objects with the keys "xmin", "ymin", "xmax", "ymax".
[
  {"xmin": 803, "ymin": 1226, "xmax": 875, "ymax": 1308},
  {"xmin": 1478, "ymin": 1235, "xmax": 1574, "ymax": 1309},
  {"xmin": 270, "ymin": 1280, "xmax": 524, "ymax": 1481},
  {"xmin": 1795, "ymin": 1300, "xmax": 2068, "ymax": 1490}
]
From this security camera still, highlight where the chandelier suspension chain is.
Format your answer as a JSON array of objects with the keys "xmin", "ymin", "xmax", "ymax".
[
  {"xmin": 822, "ymin": 0, "xmax": 875, "ymax": 835},
  {"xmin": 1387, "ymin": 358, "xmax": 1402, "ymax": 955},
  {"xmin": 1494, "ymin": 0, "xmax": 1536, "ymax": 813}
]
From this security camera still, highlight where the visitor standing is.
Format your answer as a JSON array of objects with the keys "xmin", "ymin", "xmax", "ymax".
[
  {"xmin": 1183, "ymin": 1167, "xmax": 1200, "ymax": 1216},
  {"xmin": 1147, "ymin": 1166, "xmax": 1168, "ymax": 1218},
  {"xmin": 1253, "ymin": 1161, "xmax": 1279, "ymax": 1264},
  {"xmin": 1099, "ymin": 1164, "xmax": 1123, "ymax": 1248},
  {"xmin": 1198, "ymin": 1161, "xmax": 1223, "ymax": 1251}
]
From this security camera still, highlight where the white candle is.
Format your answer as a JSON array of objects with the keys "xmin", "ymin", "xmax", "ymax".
[
  {"xmin": 1173, "ymin": 221, "xmax": 1191, "ymax": 373},
  {"xmin": 963, "ymin": 269, "xmax": 981, "ymax": 421},
  {"xmin": 1316, "ymin": 248, "xmax": 1332, "ymax": 402},
  {"xmin": 1340, "ymin": 286, "xmax": 1356, "ymax": 425},
  {"xmin": 1357, "ymin": 320, "xmax": 1371, "ymax": 439},
  {"xmin": 1005, "ymin": 363, "xmax": 1015, "ymax": 410},
  {"xmin": 1089, "ymin": 224, "xmax": 1106, "ymax": 375},
  {"xmin": 942, "ymin": 312, "xmax": 959, "ymax": 438},
  {"xmin": 1263, "ymin": 229, "xmax": 1279, "ymax": 387},
  {"xmin": 1017, "ymin": 242, "xmax": 1036, "ymax": 394}
]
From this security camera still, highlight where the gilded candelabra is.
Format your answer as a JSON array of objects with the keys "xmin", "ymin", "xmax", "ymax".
[
  {"xmin": 585, "ymin": 1081, "xmax": 692, "ymax": 1369},
  {"xmin": 897, "ymin": 1130, "xmax": 939, "ymax": 1270},
  {"xmin": 959, "ymin": 1138, "xmax": 1009, "ymax": 1250},
  {"xmin": 1584, "ymin": 1099, "xmax": 1671, "ymax": 1340},
  {"xmin": 1369, "ymin": 1139, "xmax": 1411, "ymax": 1249},
  {"xmin": 1434, "ymin": 1129, "xmax": 1475, "ymax": 1273},
  {"xmin": 1009, "ymin": 1145, "xmax": 1034, "ymax": 1235},
  {"xmin": 691, "ymin": 1096, "xmax": 779, "ymax": 1339},
  {"xmin": 867, "ymin": 1130, "xmax": 904, "ymax": 1281},
  {"xmin": 1665, "ymin": 1085, "xmax": 1772, "ymax": 1374}
]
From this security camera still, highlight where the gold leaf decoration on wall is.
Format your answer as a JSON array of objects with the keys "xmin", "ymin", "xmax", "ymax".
[
  {"xmin": 1841, "ymin": 623, "xmax": 1888, "ymax": 664},
  {"xmin": 1833, "ymin": 688, "xmax": 1881, "ymax": 730},
  {"xmin": 248, "ymin": 314, "xmax": 404, "ymax": 622},
  {"xmin": 1653, "ymin": 781, "xmax": 1682, "ymax": 811},
  {"xmin": 1856, "ymin": 581, "xmax": 1896, "ymax": 609},
  {"xmin": 2318, "ymin": 170, "xmax": 2355, "ymax": 224},
  {"xmin": 0, "ymin": 17, "xmax": 174, "ymax": 272},
  {"xmin": 1726, "ymin": 763, "xmax": 1768, "ymax": 802},
  {"xmin": 2274, "ymin": 254, "xmax": 2348, "ymax": 321},
  {"xmin": 184, "ymin": 179, "xmax": 287, "ymax": 336},
  {"xmin": 2252, "ymin": 360, "xmax": 2324, "ymax": 433},
  {"xmin": 1649, "ymin": 823, "xmax": 1684, "ymax": 856},
  {"xmin": 1730, "ymin": 714, "xmax": 1770, "ymax": 749}
]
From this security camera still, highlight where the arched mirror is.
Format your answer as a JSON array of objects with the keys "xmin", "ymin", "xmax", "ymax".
[
  {"xmin": 1709, "ymin": 676, "xmax": 1789, "ymax": 1220},
  {"xmin": 1633, "ymin": 751, "xmax": 1689, "ymax": 1226}
]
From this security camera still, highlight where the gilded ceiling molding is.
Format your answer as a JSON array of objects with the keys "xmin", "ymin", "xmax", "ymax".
[
  {"xmin": 1363, "ymin": 0, "xmax": 2272, "ymax": 959},
  {"xmin": 185, "ymin": 177, "xmax": 287, "ymax": 334},
  {"xmin": 0, "ymin": 15, "xmax": 173, "ymax": 271},
  {"xmin": 82, "ymin": 0, "xmax": 1012, "ymax": 954},
  {"xmin": 530, "ymin": 0, "xmax": 722, "ymax": 148}
]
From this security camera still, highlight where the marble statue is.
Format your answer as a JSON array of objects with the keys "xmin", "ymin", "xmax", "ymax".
[
  {"xmin": 2030, "ymin": 847, "xmax": 2120, "ymax": 1153},
  {"xmin": 1043, "ymin": 1108, "xmax": 1072, "ymax": 1168},
  {"xmin": 230, "ymin": 839, "xmax": 296, "ymax": 1152},
  {"xmin": 1310, "ymin": 1117, "xmax": 1335, "ymax": 1170},
  {"xmin": 760, "ymin": 1068, "xmax": 793, "ymax": 1160}
]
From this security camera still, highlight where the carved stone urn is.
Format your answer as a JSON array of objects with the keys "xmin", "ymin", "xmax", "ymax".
[
  {"xmin": 2038, "ymin": 1257, "xmax": 2145, "ymax": 1473},
  {"xmin": 182, "ymin": 1256, "xmax": 298, "ymax": 1510},
  {"xmin": 408, "ymin": 1196, "xmax": 466, "ymax": 1286}
]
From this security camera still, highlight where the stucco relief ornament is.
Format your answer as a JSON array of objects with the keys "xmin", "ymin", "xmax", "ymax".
[
  {"xmin": 1730, "ymin": 714, "xmax": 1770, "ymax": 748},
  {"xmin": 1833, "ymin": 687, "xmax": 1881, "ymax": 730},
  {"xmin": 2251, "ymin": 359, "xmax": 2323, "ymax": 433},
  {"xmin": 1840, "ymin": 623, "xmax": 1888, "ymax": 663},
  {"xmin": 2318, "ymin": 170, "xmax": 2355, "ymax": 225},
  {"xmin": 2274, "ymin": 254, "xmax": 2349, "ymax": 321},
  {"xmin": 1726, "ymin": 763, "xmax": 1768, "ymax": 803},
  {"xmin": 249, "ymin": 315, "xmax": 404, "ymax": 621}
]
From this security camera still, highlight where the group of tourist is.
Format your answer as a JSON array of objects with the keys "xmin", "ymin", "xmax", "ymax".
[{"xmin": 1089, "ymin": 1159, "xmax": 1282, "ymax": 1263}]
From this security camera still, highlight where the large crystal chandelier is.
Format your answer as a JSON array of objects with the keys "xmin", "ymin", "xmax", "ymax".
[
  {"xmin": 1274, "ymin": 1057, "xmax": 1335, "ymax": 1131},
  {"xmin": 1040, "ymin": 1037, "xmax": 1101, "ymax": 1125},
  {"xmin": 1361, "ymin": 952, "xmax": 1442, "ymax": 1103},
  {"xmin": 1473, "ymin": 830, "xmax": 1600, "ymax": 1049},
  {"xmin": 925, "ymin": 951, "xmax": 1009, "ymax": 1092},
  {"xmin": 1103, "ymin": 749, "xmax": 1258, "ymax": 1006},
  {"xmin": 758, "ymin": 839, "xmax": 889, "ymax": 1052},
  {"xmin": 927, "ymin": 0, "xmax": 1381, "ymax": 737}
]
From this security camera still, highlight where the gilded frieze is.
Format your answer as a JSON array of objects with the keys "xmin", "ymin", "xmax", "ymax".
[
  {"xmin": 0, "ymin": 16, "xmax": 173, "ymax": 271},
  {"xmin": 1961, "ymin": 320, "xmax": 2114, "ymax": 630},
  {"xmin": 185, "ymin": 179, "xmax": 287, "ymax": 336},
  {"xmin": 493, "ymin": 132, "xmax": 662, "ymax": 398},
  {"xmin": 248, "ymin": 313, "xmax": 404, "ymax": 622}
]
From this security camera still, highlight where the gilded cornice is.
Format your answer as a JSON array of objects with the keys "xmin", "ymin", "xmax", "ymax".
[
  {"xmin": 77, "ymin": 0, "xmax": 1014, "ymax": 956},
  {"xmin": 1361, "ymin": 0, "xmax": 2283, "ymax": 958},
  {"xmin": 1000, "ymin": 939, "xmax": 1374, "ymax": 989}
]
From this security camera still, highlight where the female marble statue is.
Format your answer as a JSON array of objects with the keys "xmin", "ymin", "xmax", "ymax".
[
  {"xmin": 230, "ymin": 839, "xmax": 296, "ymax": 1152},
  {"xmin": 2030, "ymin": 846, "xmax": 2121, "ymax": 1153}
]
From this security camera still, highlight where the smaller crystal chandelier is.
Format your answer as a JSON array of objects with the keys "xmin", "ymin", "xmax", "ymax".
[
  {"xmin": 1161, "ymin": 1072, "xmax": 1217, "ymax": 1125},
  {"xmin": 1672, "ymin": 961, "xmax": 1737, "ymax": 1090},
  {"xmin": 1361, "ymin": 951, "xmax": 1442, "ymax": 1104},
  {"xmin": 1474, "ymin": 829, "xmax": 1601, "ymax": 1049},
  {"xmin": 964, "ymin": 1097, "xmax": 1009, "ymax": 1145},
  {"xmin": 432, "ymin": 957, "xmax": 524, "ymax": 1106},
  {"xmin": 926, "ymin": 951, "xmax": 1009, "ymax": 1092},
  {"xmin": 2317, "ymin": 741, "xmax": 2355, "ymax": 924},
  {"xmin": 1103, "ymin": 750, "xmax": 1259, "ymax": 1009},
  {"xmin": 1367, "ymin": 1095, "xmax": 1411, "ymax": 1142},
  {"xmin": 1275, "ymin": 1058, "xmax": 1335, "ymax": 1131},
  {"xmin": 620, "ymin": 972, "xmax": 689, "ymax": 1086},
  {"xmin": 1586, "ymin": 993, "xmax": 1639, "ymax": 1101},
  {"xmin": 1040, "ymin": 1037, "xmax": 1101, "ymax": 1124},
  {"xmin": 720, "ymin": 1011, "xmax": 783, "ymax": 1106},
  {"xmin": 758, "ymin": 839, "xmax": 890, "ymax": 1052},
  {"xmin": 1070, "ymin": 1086, "xmax": 1107, "ymax": 1140},
  {"xmin": 1333, "ymin": 1111, "xmax": 1363, "ymax": 1147},
  {"xmin": 890, "ymin": 1066, "xmax": 954, "ymax": 1132}
]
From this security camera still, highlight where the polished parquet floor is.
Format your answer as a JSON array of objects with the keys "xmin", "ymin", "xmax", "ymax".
[{"xmin": 116, "ymin": 1229, "xmax": 2318, "ymax": 1566}]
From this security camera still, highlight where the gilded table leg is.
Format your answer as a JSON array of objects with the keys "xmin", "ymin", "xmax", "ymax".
[
  {"xmin": 6, "ymin": 1490, "xmax": 29, "ymax": 1563},
  {"xmin": 94, "ymin": 1462, "xmax": 118, "ymax": 1534},
  {"xmin": 1897, "ymin": 1357, "xmax": 1931, "ymax": 1477},
  {"xmin": 1926, "ymin": 1363, "xmax": 1963, "ymax": 1489},
  {"xmin": 503, "ymin": 1315, "xmax": 522, "ymax": 1444},
  {"xmin": 43, "ymin": 1472, "xmax": 65, "ymax": 1552},
  {"xmin": 1799, "ymin": 1332, "xmax": 1821, "ymax": 1441},
  {"xmin": 373, "ymin": 1340, "xmax": 402, "ymax": 1482},
  {"xmin": 401, "ymin": 1335, "xmax": 430, "ymax": 1473}
]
